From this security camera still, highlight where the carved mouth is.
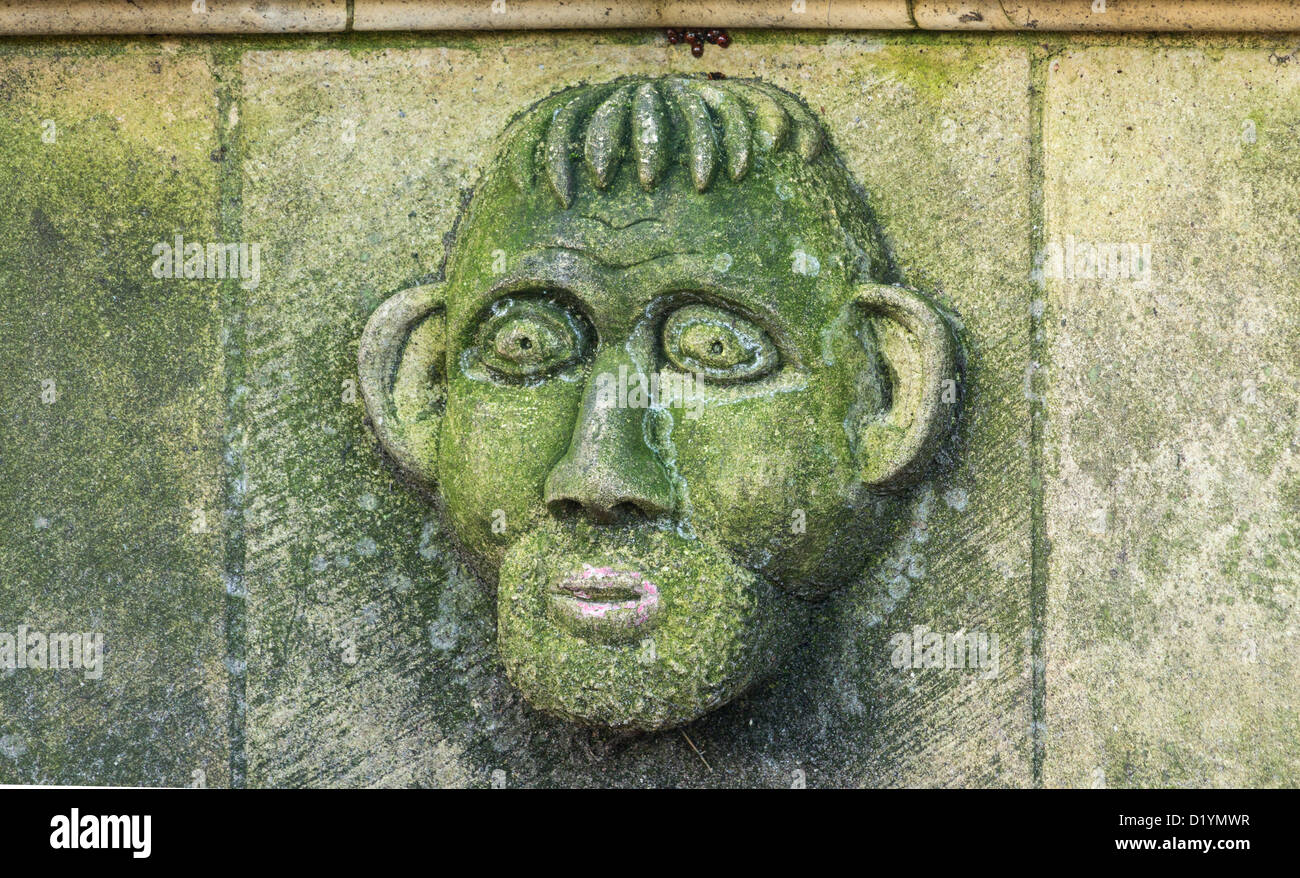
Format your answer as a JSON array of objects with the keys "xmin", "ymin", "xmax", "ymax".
[{"xmin": 549, "ymin": 565, "xmax": 660, "ymax": 633}]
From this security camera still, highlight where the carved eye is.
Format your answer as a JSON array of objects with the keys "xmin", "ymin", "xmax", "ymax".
[
  {"xmin": 477, "ymin": 297, "xmax": 587, "ymax": 380},
  {"xmin": 661, "ymin": 304, "xmax": 779, "ymax": 384}
]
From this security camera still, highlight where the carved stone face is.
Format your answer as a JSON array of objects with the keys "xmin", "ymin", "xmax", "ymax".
[{"xmin": 360, "ymin": 76, "xmax": 959, "ymax": 730}]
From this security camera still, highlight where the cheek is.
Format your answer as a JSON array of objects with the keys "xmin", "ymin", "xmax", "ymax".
[
  {"xmin": 439, "ymin": 376, "xmax": 581, "ymax": 566},
  {"xmin": 673, "ymin": 380, "xmax": 861, "ymax": 579}
]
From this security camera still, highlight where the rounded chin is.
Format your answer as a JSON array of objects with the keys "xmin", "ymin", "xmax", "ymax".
[{"xmin": 502, "ymin": 663, "xmax": 762, "ymax": 732}]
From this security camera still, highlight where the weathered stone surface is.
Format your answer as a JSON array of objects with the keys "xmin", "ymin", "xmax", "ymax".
[
  {"xmin": 237, "ymin": 46, "xmax": 482, "ymax": 788},
  {"xmin": 239, "ymin": 36, "xmax": 1033, "ymax": 787},
  {"xmin": 0, "ymin": 1, "xmax": 348, "ymax": 35},
  {"xmin": 819, "ymin": 39, "xmax": 1035, "ymax": 787},
  {"xmin": 23, "ymin": 32, "xmax": 1300, "ymax": 789},
  {"xmin": 0, "ymin": 49, "xmax": 230, "ymax": 786},
  {"xmin": 1042, "ymin": 47, "xmax": 1300, "ymax": 787}
]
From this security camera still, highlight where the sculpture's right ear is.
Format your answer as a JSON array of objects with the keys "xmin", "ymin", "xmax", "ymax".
[{"xmin": 358, "ymin": 283, "xmax": 446, "ymax": 490}]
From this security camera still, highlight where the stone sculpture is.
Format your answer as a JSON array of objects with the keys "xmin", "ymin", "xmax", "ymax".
[{"xmin": 360, "ymin": 75, "xmax": 960, "ymax": 730}]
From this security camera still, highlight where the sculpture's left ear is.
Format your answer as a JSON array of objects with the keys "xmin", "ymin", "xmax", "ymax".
[
  {"xmin": 358, "ymin": 283, "xmax": 446, "ymax": 490},
  {"xmin": 854, "ymin": 283, "xmax": 960, "ymax": 490}
]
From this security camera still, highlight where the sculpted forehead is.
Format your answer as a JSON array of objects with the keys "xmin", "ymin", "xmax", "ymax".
[
  {"xmin": 439, "ymin": 75, "xmax": 890, "ymax": 339},
  {"xmin": 445, "ymin": 167, "xmax": 864, "ymax": 352}
]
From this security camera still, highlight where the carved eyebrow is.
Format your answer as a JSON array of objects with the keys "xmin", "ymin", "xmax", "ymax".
[{"xmin": 453, "ymin": 249, "xmax": 604, "ymax": 329}]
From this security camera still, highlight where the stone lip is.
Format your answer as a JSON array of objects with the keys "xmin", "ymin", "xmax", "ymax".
[
  {"xmin": 2, "ymin": 1, "xmax": 1299, "ymax": 35},
  {"xmin": 549, "ymin": 565, "xmax": 662, "ymax": 638}
]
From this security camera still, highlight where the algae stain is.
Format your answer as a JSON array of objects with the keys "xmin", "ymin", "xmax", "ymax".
[{"xmin": 642, "ymin": 404, "xmax": 696, "ymax": 541}]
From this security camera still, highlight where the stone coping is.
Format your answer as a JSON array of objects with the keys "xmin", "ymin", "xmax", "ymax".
[{"xmin": 1, "ymin": 1, "xmax": 1299, "ymax": 36}]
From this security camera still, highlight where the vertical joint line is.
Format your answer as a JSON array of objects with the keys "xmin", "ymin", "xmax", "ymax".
[
  {"xmin": 1027, "ymin": 46, "xmax": 1052, "ymax": 788},
  {"xmin": 215, "ymin": 47, "xmax": 248, "ymax": 790}
]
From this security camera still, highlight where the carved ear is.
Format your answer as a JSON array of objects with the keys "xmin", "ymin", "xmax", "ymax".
[
  {"xmin": 358, "ymin": 283, "xmax": 446, "ymax": 490},
  {"xmin": 854, "ymin": 283, "xmax": 959, "ymax": 489}
]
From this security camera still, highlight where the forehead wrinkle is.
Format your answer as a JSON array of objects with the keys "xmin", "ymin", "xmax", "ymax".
[{"xmin": 543, "ymin": 214, "xmax": 693, "ymax": 269}]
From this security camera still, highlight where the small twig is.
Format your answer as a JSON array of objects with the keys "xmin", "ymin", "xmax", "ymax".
[{"xmin": 680, "ymin": 729, "xmax": 712, "ymax": 772}]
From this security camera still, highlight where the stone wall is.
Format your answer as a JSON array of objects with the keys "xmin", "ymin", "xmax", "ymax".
[{"xmin": 0, "ymin": 29, "xmax": 1296, "ymax": 787}]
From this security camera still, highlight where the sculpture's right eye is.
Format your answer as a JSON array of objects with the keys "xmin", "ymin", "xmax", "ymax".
[{"xmin": 476, "ymin": 297, "xmax": 588, "ymax": 380}]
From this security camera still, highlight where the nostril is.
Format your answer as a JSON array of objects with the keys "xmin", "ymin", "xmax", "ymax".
[
  {"xmin": 544, "ymin": 497, "xmax": 656, "ymax": 525},
  {"xmin": 609, "ymin": 501, "xmax": 650, "ymax": 522},
  {"xmin": 546, "ymin": 498, "xmax": 584, "ymax": 519}
]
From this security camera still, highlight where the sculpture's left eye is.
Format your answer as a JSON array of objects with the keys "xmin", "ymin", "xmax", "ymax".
[
  {"xmin": 662, "ymin": 303, "xmax": 779, "ymax": 384},
  {"xmin": 477, "ymin": 297, "xmax": 587, "ymax": 380}
]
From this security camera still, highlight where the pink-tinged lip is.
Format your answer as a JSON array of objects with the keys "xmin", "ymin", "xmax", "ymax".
[{"xmin": 549, "ymin": 565, "xmax": 660, "ymax": 633}]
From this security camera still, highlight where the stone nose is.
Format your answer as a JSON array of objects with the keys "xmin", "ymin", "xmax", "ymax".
[{"xmin": 544, "ymin": 347, "xmax": 675, "ymax": 523}]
